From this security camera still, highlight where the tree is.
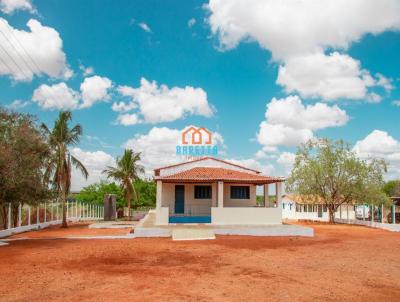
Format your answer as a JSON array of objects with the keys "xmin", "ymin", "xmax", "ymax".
[
  {"xmin": 383, "ymin": 180, "xmax": 400, "ymax": 197},
  {"xmin": 103, "ymin": 149, "xmax": 144, "ymax": 219},
  {"xmin": 73, "ymin": 181, "xmax": 125, "ymax": 208},
  {"xmin": 41, "ymin": 111, "xmax": 88, "ymax": 228},
  {"xmin": 0, "ymin": 109, "xmax": 51, "ymax": 228},
  {"xmin": 286, "ymin": 139, "xmax": 388, "ymax": 223}
]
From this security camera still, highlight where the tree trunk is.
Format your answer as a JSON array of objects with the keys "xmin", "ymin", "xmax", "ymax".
[
  {"xmin": 328, "ymin": 207, "xmax": 335, "ymax": 223},
  {"xmin": 61, "ymin": 189, "xmax": 68, "ymax": 228},
  {"xmin": 126, "ymin": 191, "xmax": 131, "ymax": 220}
]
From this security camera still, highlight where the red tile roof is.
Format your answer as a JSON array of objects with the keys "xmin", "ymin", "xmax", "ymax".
[
  {"xmin": 156, "ymin": 167, "xmax": 284, "ymax": 184},
  {"xmin": 154, "ymin": 157, "xmax": 261, "ymax": 174}
]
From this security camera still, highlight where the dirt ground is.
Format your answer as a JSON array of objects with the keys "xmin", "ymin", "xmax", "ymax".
[{"xmin": 0, "ymin": 223, "xmax": 399, "ymax": 302}]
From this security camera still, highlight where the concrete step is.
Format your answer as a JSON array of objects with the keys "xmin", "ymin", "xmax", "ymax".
[{"xmin": 172, "ymin": 228, "xmax": 215, "ymax": 241}]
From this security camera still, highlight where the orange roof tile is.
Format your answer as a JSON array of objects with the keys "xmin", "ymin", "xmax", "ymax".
[{"xmin": 156, "ymin": 167, "xmax": 284, "ymax": 184}]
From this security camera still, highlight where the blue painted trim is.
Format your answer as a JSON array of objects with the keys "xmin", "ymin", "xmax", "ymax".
[{"xmin": 169, "ymin": 216, "xmax": 211, "ymax": 224}]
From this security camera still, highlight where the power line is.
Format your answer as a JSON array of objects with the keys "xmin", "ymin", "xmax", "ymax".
[
  {"xmin": 0, "ymin": 54, "xmax": 18, "ymax": 76},
  {"xmin": 0, "ymin": 40, "xmax": 31, "ymax": 80},
  {"xmin": 0, "ymin": 26, "xmax": 42, "ymax": 74}
]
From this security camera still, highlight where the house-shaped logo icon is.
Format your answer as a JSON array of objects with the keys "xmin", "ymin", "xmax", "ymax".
[{"xmin": 181, "ymin": 127, "xmax": 212, "ymax": 145}]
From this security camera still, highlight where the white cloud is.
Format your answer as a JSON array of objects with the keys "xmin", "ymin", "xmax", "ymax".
[
  {"xmin": 32, "ymin": 82, "xmax": 79, "ymax": 110},
  {"xmin": 0, "ymin": 0, "xmax": 34, "ymax": 14},
  {"xmin": 0, "ymin": 18, "xmax": 72, "ymax": 81},
  {"xmin": 188, "ymin": 18, "xmax": 196, "ymax": 28},
  {"xmin": 257, "ymin": 95, "xmax": 349, "ymax": 147},
  {"xmin": 207, "ymin": 0, "xmax": 400, "ymax": 101},
  {"xmin": 277, "ymin": 152, "xmax": 296, "ymax": 175},
  {"xmin": 80, "ymin": 75, "xmax": 112, "ymax": 109},
  {"xmin": 354, "ymin": 130, "xmax": 400, "ymax": 178},
  {"xmin": 32, "ymin": 75, "xmax": 112, "ymax": 110},
  {"xmin": 6, "ymin": 99, "xmax": 30, "ymax": 110},
  {"xmin": 138, "ymin": 22, "xmax": 151, "ymax": 33},
  {"xmin": 277, "ymin": 52, "xmax": 386, "ymax": 101},
  {"xmin": 124, "ymin": 126, "xmax": 225, "ymax": 175},
  {"xmin": 70, "ymin": 147, "xmax": 115, "ymax": 191},
  {"xmin": 116, "ymin": 113, "xmax": 140, "ymax": 126},
  {"xmin": 392, "ymin": 100, "xmax": 400, "ymax": 107},
  {"xmin": 114, "ymin": 77, "xmax": 214, "ymax": 125},
  {"xmin": 228, "ymin": 158, "xmax": 275, "ymax": 175},
  {"xmin": 79, "ymin": 64, "xmax": 94, "ymax": 76}
]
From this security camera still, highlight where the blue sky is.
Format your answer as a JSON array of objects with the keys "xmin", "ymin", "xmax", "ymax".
[{"xmin": 1, "ymin": 0, "xmax": 400, "ymax": 189}]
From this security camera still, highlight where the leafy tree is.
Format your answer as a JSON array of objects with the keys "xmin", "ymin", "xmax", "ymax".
[
  {"xmin": 103, "ymin": 149, "xmax": 144, "ymax": 219},
  {"xmin": 134, "ymin": 178, "xmax": 156, "ymax": 207},
  {"xmin": 383, "ymin": 180, "xmax": 400, "ymax": 197},
  {"xmin": 0, "ymin": 109, "xmax": 51, "ymax": 228},
  {"xmin": 41, "ymin": 111, "xmax": 88, "ymax": 227},
  {"xmin": 73, "ymin": 181, "xmax": 125, "ymax": 208},
  {"xmin": 286, "ymin": 139, "xmax": 388, "ymax": 223}
]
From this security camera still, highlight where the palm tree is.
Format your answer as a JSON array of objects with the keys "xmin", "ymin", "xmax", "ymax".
[
  {"xmin": 103, "ymin": 149, "xmax": 144, "ymax": 219},
  {"xmin": 42, "ymin": 111, "xmax": 88, "ymax": 227}
]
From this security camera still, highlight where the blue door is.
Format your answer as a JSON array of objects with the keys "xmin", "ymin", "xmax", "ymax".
[{"xmin": 175, "ymin": 185, "xmax": 185, "ymax": 214}]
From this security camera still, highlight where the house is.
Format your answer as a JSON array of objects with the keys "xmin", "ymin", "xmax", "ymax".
[
  {"xmin": 154, "ymin": 157, "xmax": 285, "ymax": 225},
  {"xmin": 282, "ymin": 194, "xmax": 356, "ymax": 221}
]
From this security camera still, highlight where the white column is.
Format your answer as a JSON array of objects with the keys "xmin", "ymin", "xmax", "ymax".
[
  {"xmin": 156, "ymin": 180, "xmax": 163, "ymax": 210},
  {"xmin": 18, "ymin": 203, "xmax": 22, "ymax": 227},
  {"xmin": 392, "ymin": 205, "xmax": 396, "ymax": 224},
  {"xmin": 346, "ymin": 204, "xmax": 349, "ymax": 222},
  {"xmin": 8, "ymin": 203, "xmax": 11, "ymax": 229},
  {"xmin": 275, "ymin": 182, "xmax": 282, "ymax": 208},
  {"xmin": 264, "ymin": 184, "xmax": 269, "ymax": 207},
  {"xmin": 217, "ymin": 181, "xmax": 224, "ymax": 208},
  {"xmin": 28, "ymin": 206, "xmax": 31, "ymax": 226},
  {"xmin": 371, "ymin": 205, "xmax": 374, "ymax": 222},
  {"xmin": 362, "ymin": 205, "xmax": 365, "ymax": 221}
]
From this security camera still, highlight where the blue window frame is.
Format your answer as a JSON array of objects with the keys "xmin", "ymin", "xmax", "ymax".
[{"xmin": 230, "ymin": 186, "xmax": 250, "ymax": 199}]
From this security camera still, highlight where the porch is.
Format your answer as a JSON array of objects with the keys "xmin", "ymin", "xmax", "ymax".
[{"xmin": 155, "ymin": 180, "xmax": 284, "ymax": 225}]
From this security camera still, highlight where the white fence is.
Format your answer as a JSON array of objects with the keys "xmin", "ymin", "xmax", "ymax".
[{"xmin": 0, "ymin": 201, "xmax": 104, "ymax": 238}]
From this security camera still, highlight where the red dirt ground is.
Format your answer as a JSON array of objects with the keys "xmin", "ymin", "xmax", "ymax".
[{"xmin": 0, "ymin": 223, "xmax": 399, "ymax": 302}]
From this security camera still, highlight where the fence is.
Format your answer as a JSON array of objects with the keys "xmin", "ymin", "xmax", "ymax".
[{"xmin": 0, "ymin": 201, "xmax": 104, "ymax": 238}]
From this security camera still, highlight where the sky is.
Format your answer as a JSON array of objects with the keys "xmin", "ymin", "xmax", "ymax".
[{"xmin": 1, "ymin": 0, "xmax": 400, "ymax": 190}]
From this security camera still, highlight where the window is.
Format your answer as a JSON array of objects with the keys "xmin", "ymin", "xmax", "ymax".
[
  {"xmin": 194, "ymin": 185, "xmax": 212, "ymax": 199},
  {"xmin": 230, "ymin": 186, "xmax": 250, "ymax": 199}
]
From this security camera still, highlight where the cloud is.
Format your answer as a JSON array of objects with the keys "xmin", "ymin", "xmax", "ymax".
[
  {"xmin": 6, "ymin": 99, "xmax": 30, "ymax": 110},
  {"xmin": 32, "ymin": 82, "xmax": 80, "ymax": 110},
  {"xmin": 257, "ymin": 95, "xmax": 349, "ymax": 147},
  {"xmin": 32, "ymin": 75, "xmax": 112, "ymax": 110},
  {"xmin": 138, "ymin": 22, "xmax": 151, "ymax": 33},
  {"xmin": 0, "ymin": 0, "xmax": 35, "ymax": 14},
  {"xmin": 0, "ymin": 18, "xmax": 72, "ymax": 81},
  {"xmin": 70, "ymin": 147, "xmax": 115, "ymax": 191},
  {"xmin": 79, "ymin": 64, "xmax": 94, "ymax": 76},
  {"xmin": 392, "ymin": 100, "xmax": 400, "ymax": 107},
  {"xmin": 116, "ymin": 113, "xmax": 140, "ymax": 126},
  {"xmin": 207, "ymin": 0, "xmax": 400, "ymax": 101},
  {"xmin": 353, "ymin": 130, "xmax": 400, "ymax": 178},
  {"xmin": 276, "ymin": 52, "xmax": 390, "ymax": 101},
  {"xmin": 80, "ymin": 75, "xmax": 112, "ymax": 109},
  {"xmin": 227, "ymin": 158, "xmax": 275, "ymax": 175},
  {"xmin": 114, "ymin": 77, "xmax": 214, "ymax": 125},
  {"xmin": 188, "ymin": 18, "xmax": 196, "ymax": 28},
  {"xmin": 124, "ymin": 126, "xmax": 225, "ymax": 175},
  {"xmin": 277, "ymin": 152, "xmax": 296, "ymax": 175}
]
